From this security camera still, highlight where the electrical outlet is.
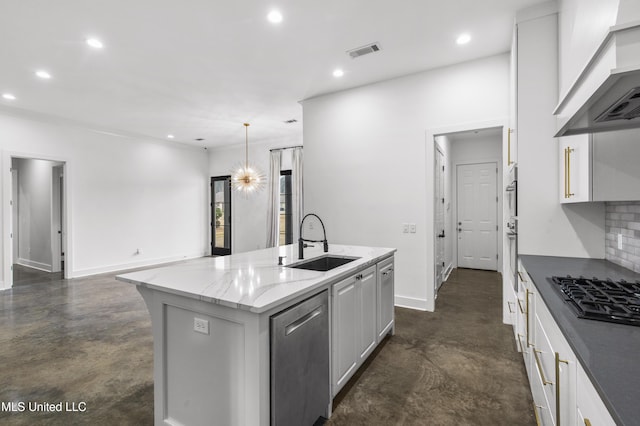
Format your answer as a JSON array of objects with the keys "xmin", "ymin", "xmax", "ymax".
[
  {"xmin": 409, "ymin": 224, "xmax": 416, "ymax": 233},
  {"xmin": 617, "ymin": 234, "xmax": 623, "ymax": 250},
  {"xmin": 194, "ymin": 317, "xmax": 209, "ymax": 335},
  {"xmin": 402, "ymin": 223, "xmax": 409, "ymax": 233}
]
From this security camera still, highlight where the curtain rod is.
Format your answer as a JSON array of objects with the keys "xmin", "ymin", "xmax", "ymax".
[{"xmin": 269, "ymin": 145, "xmax": 303, "ymax": 152}]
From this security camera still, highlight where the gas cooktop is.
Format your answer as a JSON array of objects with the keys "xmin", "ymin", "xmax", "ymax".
[{"xmin": 551, "ymin": 276, "xmax": 640, "ymax": 326}]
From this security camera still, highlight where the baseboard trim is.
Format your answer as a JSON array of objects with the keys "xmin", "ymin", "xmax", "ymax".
[
  {"xmin": 72, "ymin": 252, "xmax": 206, "ymax": 278},
  {"xmin": 394, "ymin": 295, "xmax": 429, "ymax": 312},
  {"xmin": 17, "ymin": 258, "xmax": 53, "ymax": 272}
]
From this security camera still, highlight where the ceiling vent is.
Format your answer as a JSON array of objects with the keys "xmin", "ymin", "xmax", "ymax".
[{"xmin": 347, "ymin": 42, "xmax": 381, "ymax": 59}]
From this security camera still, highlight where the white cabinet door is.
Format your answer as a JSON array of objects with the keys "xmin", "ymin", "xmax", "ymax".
[
  {"xmin": 332, "ymin": 275, "xmax": 358, "ymax": 394},
  {"xmin": 576, "ymin": 363, "xmax": 616, "ymax": 426},
  {"xmin": 377, "ymin": 258, "xmax": 394, "ymax": 340},
  {"xmin": 358, "ymin": 266, "xmax": 377, "ymax": 361},
  {"xmin": 559, "ymin": 134, "xmax": 592, "ymax": 203}
]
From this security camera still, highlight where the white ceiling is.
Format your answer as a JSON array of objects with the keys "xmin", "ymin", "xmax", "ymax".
[{"xmin": 0, "ymin": 0, "xmax": 545, "ymax": 148}]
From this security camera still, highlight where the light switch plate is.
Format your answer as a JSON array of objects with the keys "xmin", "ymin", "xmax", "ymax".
[
  {"xmin": 402, "ymin": 224, "xmax": 409, "ymax": 233},
  {"xmin": 194, "ymin": 317, "xmax": 209, "ymax": 335},
  {"xmin": 409, "ymin": 224, "xmax": 416, "ymax": 233}
]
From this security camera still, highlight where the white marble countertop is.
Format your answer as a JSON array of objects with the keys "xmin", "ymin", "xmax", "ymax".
[{"xmin": 116, "ymin": 244, "xmax": 396, "ymax": 313}]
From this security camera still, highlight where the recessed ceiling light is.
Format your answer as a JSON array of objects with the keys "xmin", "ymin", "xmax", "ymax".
[
  {"xmin": 35, "ymin": 70, "xmax": 52, "ymax": 79},
  {"xmin": 456, "ymin": 33, "xmax": 471, "ymax": 45},
  {"xmin": 2, "ymin": 93, "xmax": 16, "ymax": 100},
  {"xmin": 86, "ymin": 38, "xmax": 104, "ymax": 49},
  {"xmin": 267, "ymin": 10, "xmax": 283, "ymax": 24},
  {"xmin": 167, "ymin": 134, "xmax": 175, "ymax": 139},
  {"xmin": 333, "ymin": 69, "xmax": 344, "ymax": 78}
]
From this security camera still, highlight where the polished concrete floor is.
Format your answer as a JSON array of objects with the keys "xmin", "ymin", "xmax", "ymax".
[{"xmin": 1, "ymin": 265, "xmax": 533, "ymax": 425}]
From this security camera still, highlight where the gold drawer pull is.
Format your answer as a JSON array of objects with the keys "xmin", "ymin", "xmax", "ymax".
[
  {"xmin": 555, "ymin": 352, "xmax": 569, "ymax": 426},
  {"xmin": 533, "ymin": 403, "xmax": 542, "ymax": 426},
  {"xmin": 508, "ymin": 301, "xmax": 515, "ymax": 314},
  {"xmin": 518, "ymin": 271, "xmax": 527, "ymax": 282},
  {"xmin": 517, "ymin": 334, "xmax": 527, "ymax": 353},
  {"xmin": 526, "ymin": 289, "xmax": 532, "ymax": 347},
  {"xmin": 533, "ymin": 348, "xmax": 553, "ymax": 385},
  {"xmin": 584, "ymin": 419, "xmax": 592, "ymax": 426},
  {"xmin": 517, "ymin": 299, "xmax": 526, "ymax": 314}
]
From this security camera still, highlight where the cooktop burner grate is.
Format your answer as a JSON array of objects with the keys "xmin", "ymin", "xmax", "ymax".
[{"xmin": 551, "ymin": 276, "xmax": 640, "ymax": 326}]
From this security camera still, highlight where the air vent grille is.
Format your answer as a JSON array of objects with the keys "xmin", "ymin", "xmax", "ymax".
[{"xmin": 347, "ymin": 42, "xmax": 381, "ymax": 59}]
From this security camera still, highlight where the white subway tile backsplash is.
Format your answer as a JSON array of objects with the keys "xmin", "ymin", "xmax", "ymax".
[{"xmin": 605, "ymin": 201, "xmax": 640, "ymax": 272}]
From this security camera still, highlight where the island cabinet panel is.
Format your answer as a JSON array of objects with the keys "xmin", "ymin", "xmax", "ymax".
[
  {"xmin": 332, "ymin": 261, "xmax": 393, "ymax": 397},
  {"xmin": 359, "ymin": 266, "xmax": 378, "ymax": 361},
  {"xmin": 332, "ymin": 274, "xmax": 359, "ymax": 394},
  {"xmin": 165, "ymin": 305, "xmax": 244, "ymax": 426},
  {"xmin": 377, "ymin": 257, "xmax": 395, "ymax": 340}
]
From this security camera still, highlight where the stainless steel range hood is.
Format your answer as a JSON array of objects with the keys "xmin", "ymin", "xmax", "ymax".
[{"xmin": 555, "ymin": 1, "xmax": 640, "ymax": 137}]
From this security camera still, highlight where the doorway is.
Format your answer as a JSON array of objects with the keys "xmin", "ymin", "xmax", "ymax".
[
  {"xmin": 456, "ymin": 162, "xmax": 498, "ymax": 270},
  {"xmin": 211, "ymin": 176, "xmax": 232, "ymax": 255},
  {"xmin": 6, "ymin": 157, "xmax": 68, "ymax": 288}
]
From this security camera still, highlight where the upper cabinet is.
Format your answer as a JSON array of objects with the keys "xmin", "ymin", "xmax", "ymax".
[
  {"xmin": 559, "ymin": 134, "xmax": 592, "ymax": 203},
  {"xmin": 592, "ymin": 129, "xmax": 640, "ymax": 201},
  {"xmin": 508, "ymin": 27, "xmax": 518, "ymax": 167}
]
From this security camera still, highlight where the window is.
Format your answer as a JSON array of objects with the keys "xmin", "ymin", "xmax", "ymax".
[{"xmin": 279, "ymin": 170, "xmax": 292, "ymax": 245}]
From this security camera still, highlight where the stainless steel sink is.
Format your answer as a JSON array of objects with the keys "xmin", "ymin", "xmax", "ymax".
[{"xmin": 287, "ymin": 255, "xmax": 360, "ymax": 272}]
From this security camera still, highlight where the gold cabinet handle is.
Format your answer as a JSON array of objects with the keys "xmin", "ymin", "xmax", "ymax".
[
  {"xmin": 517, "ymin": 298, "xmax": 526, "ymax": 314},
  {"xmin": 566, "ymin": 146, "xmax": 574, "ymax": 198},
  {"xmin": 508, "ymin": 128, "xmax": 513, "ymax": 165},
  {"xmin": 533, "ymin": 403, "xmax": 542, "ymax": 426},
  {"xmin": 526, "ymin": 289, "xmax": 532, "ymax": 347},
  {"xmin": 533, "ymin": 348, "xmax": 553, "ymax": 385},
  {"xmin": 555, "ymin": 352, "xmax": 569, "ymax": 426},
  {"xmin": 508, "ymin": 301, "xmax": 515, "ymax": 314},
  {"xmin": 564, "ymin": 147, "xmax": 568, "ymax": 198},
  {"xmin": 518, "ymin": 271, "xmax": 527, "ymax": 282},
  {"xmin": 584, "ymin": 419, "xmax": 592, "ymax": 426},
  {"xmin": 517, "ymin": 334, "xmax": 527, "ymax": 353}
]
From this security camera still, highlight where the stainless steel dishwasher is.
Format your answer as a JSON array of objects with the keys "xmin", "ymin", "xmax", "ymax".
[{"xmin": 270, "ymin": 289, "xmax": 329, "ymax": 426}]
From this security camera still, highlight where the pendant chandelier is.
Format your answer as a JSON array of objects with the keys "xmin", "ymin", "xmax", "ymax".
[{"xmin": 231, "ymin": 123, "xmax": 265, "ymax": 194}]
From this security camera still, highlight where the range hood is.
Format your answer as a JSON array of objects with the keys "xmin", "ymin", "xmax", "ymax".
[{"xmin": 555, "ymin": 1, "xmax": 640, "ymax": 137}]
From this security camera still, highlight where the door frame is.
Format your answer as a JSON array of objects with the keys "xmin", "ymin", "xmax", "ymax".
[
  {"xmin": 454, "ymin": 161, "xmax": 499, "ymax": 271},
  {"xmin": 434, "ymin": 145, "xmax": 446, "ymax": 290},
  {"xmin": 2, "ymin": 151, "xmax": 72, "ymax": 289},
  {"xmin": 426, "ymin": 118, "xmax": 508, "ymax": 311}
]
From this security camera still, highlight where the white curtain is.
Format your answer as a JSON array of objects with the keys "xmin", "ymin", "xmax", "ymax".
[
  {"xmin": 266, "ymin": 150, "xmax": 282, "ymax": 248},
  {"xmin": 292, "ymin": 147, "xmax": 304, "ymax": 244}
]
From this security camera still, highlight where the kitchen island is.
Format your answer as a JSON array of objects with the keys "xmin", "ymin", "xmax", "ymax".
[{"xmin": 116, "ymin": 244, "xmax": 395, "ymax": 426}]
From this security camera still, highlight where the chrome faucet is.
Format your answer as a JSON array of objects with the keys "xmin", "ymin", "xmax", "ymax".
[{"xmin": 298, "ymin": 213, "xmax": 329, "ymax": 259}]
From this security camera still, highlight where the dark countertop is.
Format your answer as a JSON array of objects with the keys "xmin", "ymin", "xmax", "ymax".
[{"xmin": 519, "ymin": 255, "xmax": 640, "ymax": 426}]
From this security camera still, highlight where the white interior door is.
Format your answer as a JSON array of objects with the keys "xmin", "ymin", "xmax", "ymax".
[
  {"xmin": 457, "ymin": 162, "xmax": 497, "ymax": 271},
  {"xmin": 434, "ymin": 148, "xmax": 445, "ymax": 289},
  {"xmin": 11, "ymin": 168, "xmax": 18, "ymax": 265}
]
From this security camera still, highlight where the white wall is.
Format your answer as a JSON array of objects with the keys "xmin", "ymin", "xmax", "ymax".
[
  {"xmin": 1, "ymin": 108, "xmax": 209, "ymax": 288},
  {"xmin": 208, "ymin": 137, "xmax": 301, "ymax": 254},
  {"xmin": 13, "ymin": 158, "xmax": 58, "ymax": 271},
  {"xmin": 302, "ymin": 54, "xmax": 510, "ymax": 311},
  {"xmin": 449, "ymin": 131, "xmax": 503, "ymax": 271}
]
